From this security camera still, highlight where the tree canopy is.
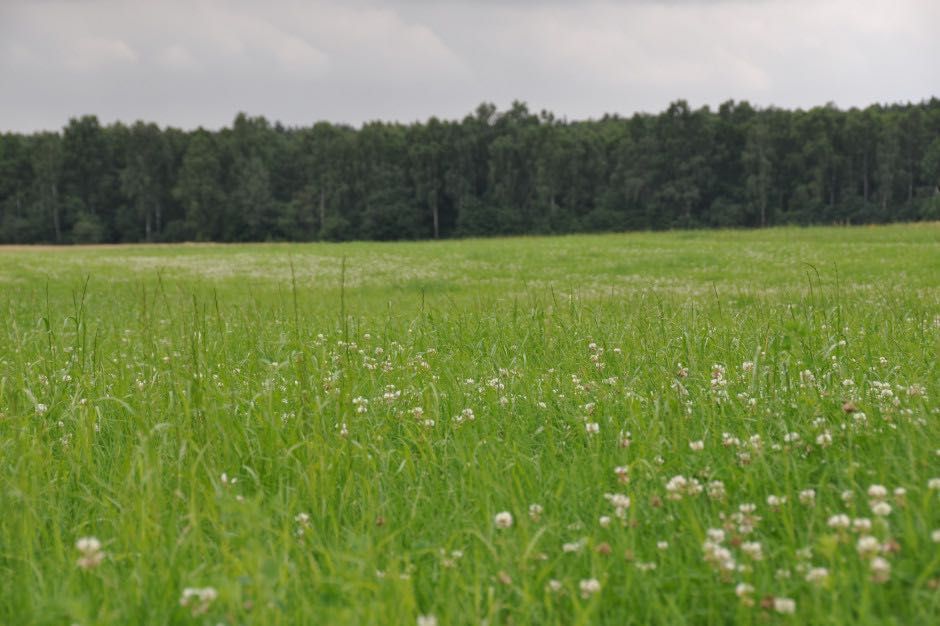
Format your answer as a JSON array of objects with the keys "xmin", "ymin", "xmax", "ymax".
[{"xmin": 1, "ymin": 100, "xmax": 939, "ymax": 244}]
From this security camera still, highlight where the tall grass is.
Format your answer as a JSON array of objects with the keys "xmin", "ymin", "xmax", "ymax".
[{"xmin": 1, "ymin": 224, "xmax": 939, "ymax": 625}]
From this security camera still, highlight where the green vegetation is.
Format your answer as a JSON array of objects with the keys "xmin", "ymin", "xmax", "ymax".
[
  {"xmin": 1, "ymin": 224, "xmax": 939, "ymax": 625},
  {"xmin": 2, "ymin": 99, "xmax": 940, "ymax": 245}
]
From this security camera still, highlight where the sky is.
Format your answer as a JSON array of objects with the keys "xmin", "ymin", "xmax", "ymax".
[{"xmin": 0, "ymin": 0, "xmax": 937, "ymax": 132}]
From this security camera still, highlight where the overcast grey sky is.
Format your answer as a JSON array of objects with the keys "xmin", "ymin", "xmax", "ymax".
[{"xmin": 0, "ymin": 0, "xmax": 937, "ymax": 132}]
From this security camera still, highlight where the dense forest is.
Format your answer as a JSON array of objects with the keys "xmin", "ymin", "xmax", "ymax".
[{"xmin": 1, "ymin": 99, "xmax": 939, "ymax": 244}]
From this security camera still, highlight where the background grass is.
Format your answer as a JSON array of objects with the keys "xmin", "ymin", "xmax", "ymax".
[{"xmin": 1, "ymin": 224, "xmax": 939, "ymax": 625}]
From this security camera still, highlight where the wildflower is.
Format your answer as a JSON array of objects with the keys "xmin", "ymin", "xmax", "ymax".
[
  {"xmin": 741, "ymin": 541, "xmax": 764, "ymax": 561},
  {"xmin": 689, "ymin": 440, "xmax": 704, "ymax": 451},
  {"xmin": 657, "ymin": 541, "xmax": 669, "ymax": 550},
  {"xmin": 928, "ymin": 478, "xmax": 940, "ymax": 491},
  {"xmin": 867, "ymin": 485, "xmax": 888, "ymax": 501},
  {"xmin": 417, "ymin": 615, "xmax": 438, "ymax": 626},
  {"xmin": 546, "ymin": 579, "xmax": 563, "ymax": 593},
  {"xmin": 816, "ymin": 431, "xmax": 833, "ymax": 447},
  {"xmin": 767, "ymin": 494, "xmax": 786, "ymax": 508},
  {"xmin": 75, "ymin": 537, "xmax": 105, "ymax": 570},
  {"xmin": 179, "ymin": 587, "xmax": 218, "ymax": 616},
  {"xmin": 665, "ymin": 475, "xmax": 702, "ymax": 500},
  {"xmin": 735, "ymin": 583, "xmax": 755, "ymax": 606},
  {"xmin": 614, "ymin": 466, "xmax": 629, "ymax": 484},
  {"xmin": 870, "ymin": 557, "xmax": 891, "ymax": 583},
  {"xmin": 931, "ymin": 529, "xmax": 940, "ymax": 543},
  {"xmin": 599, "ymin": 516, "xmax": 611, "ymax": 528},
  {"xmin": 494, "ymin": 511, "xmax": 513, "ymax": 529},
  {"xmin": 563, "ymin": 540, "xmax": 585, "ymax": 553},
  {"xmin": 852, "ymin": 518, "xmax": 872, "ymax": 534},
  {"xmin": 799, "ymin": 489, "xmax": 816, "ymax": 506},
  {"xmin": 805, "ymin": 567, "xmax": 829, "ymax": 586},
  {"xmin": 579, "ymin": 578, "xmax": 601, "ymax": 598},
  {"xmin": 871, "ymin": 501, "xmax": 892, "ymax": 517},
  {"xmin": 841, "ymin": 490, "xmax": 854, "ymax": 503},
  {"xmin": 773, "ymin": 597, "xmax": 796, "ymax": 614},
  {"xmin": 827, "ymin": 514, "xmax": 851, "ymax": 530},
  {"xmin": 707, "ymin": 480, "xmax": 726, "ymax": 500},
  {"xmin": 857, "ymin": 535, "xmax": 880, "ymax": 558},
  {"xmin": 528, "ymin": 504, "xmax": 543, "ymax": 522},
  {"xmin": 585, "ymin": 422, "xmax": 600, "ymax": 435},
  {"xmin": 36, "ymin": 403, "xmax": 49, "ymax": 415},
  {"xmin": 295, "ymin": 512, "xmax": 311, "ymax": 536},
  {"xmin": 706, "ymin": 528, "xmax": 726, "ymax": 544},
  {"xmin": 604, "ymin": 493, "xmax": 631, "ymax": 518}
]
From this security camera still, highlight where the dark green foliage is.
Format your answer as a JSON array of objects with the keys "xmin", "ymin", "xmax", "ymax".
[{"xmin": 1, "ymin": 99, "xmax": 939, "ymax": 243}]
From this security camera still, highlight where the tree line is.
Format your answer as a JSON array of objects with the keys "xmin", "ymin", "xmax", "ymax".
[{"xmin": 1, "ymin": 99, "xmax": 939, "ymax": 244}]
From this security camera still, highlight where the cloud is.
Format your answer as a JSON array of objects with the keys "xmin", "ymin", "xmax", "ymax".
[
  {"xmin": 0, "ymin": 0, "xmax": 936, "ymax": 132},
  {"xmin": 65, "ymin": 37, "xmax": 138, "ymax": 71}
]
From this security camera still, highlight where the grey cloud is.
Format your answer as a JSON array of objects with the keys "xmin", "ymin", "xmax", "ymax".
[{"xmin": 0, "ymin": 0, "xmax": 936, "ymax": 132}]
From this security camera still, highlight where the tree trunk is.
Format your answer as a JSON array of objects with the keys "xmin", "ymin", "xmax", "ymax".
[
  {"xmin": 51, "ymin": 182, "xmax": 61, "ymax": 243},
  {"xmin": 863, "ymin": 151, "xmax": 869, "ymax": 202}
]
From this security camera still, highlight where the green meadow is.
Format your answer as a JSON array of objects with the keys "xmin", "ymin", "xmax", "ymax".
[{"xmin": 1, "ymin": 224, "xmax": 939, "ymax": 625}]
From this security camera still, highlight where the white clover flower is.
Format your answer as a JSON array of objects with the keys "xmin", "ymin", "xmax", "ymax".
[
  {"xmin": 179, "ymin": 587, "xmax": 218, "ymax": 616},
  {"xmin": 417, "ymin": 615, "xmax": 438, "ymax": 626},
  {"xmin": 689, "ymin": 440, "xmax": 704, "ymax": 451},
  {"xmin": 841, "ymin": 490, "xmax": 855, "ymax": 503},
  {"xmin": 578, "ymin": 578, "xmax": 601, "ymax": 598},
  {"xmin": 870, "ymin": 557, "xmax": 891, "ymax": 583},
  {"xmin": 735, "ymin": 583, "xmax": 754, "ymax": 598},
  {"xmin": 931, "ymin": 529, "xmax": 940, "ymax": 543},
  {"xmin": 827, "ymin": 514, "xmax": 851, "ymax": 530},
  {"xmin": 928, "ymin": 478, "xmax": 940, "ymax": 491},
  {"xmin": 546, "ymin": 579, "xmax": 563, "ymax": 593},
  {"xmin": 665, "ymin": 475, "xmax": 702, "ymax": 500},
  {"xmin": 871, "ymin": 501, "xmax": 892, "ymax": 517},
  {"xmin": 805, "ymin": 567, "xmax": 829, "ymax": 586},
  {"xmin": 585, "ymin": 422, "xmax": 600, "ymax": 435},
  {"xmin": 75, "ymin": 536, "xmax": 105, "ymax": 570},
  {"xmin": 867, "ymin": 485, "xmax": 888, "ymax": 500},
  {"xmin": 528, "ymin": 503, "xmax": 543, "ymax": 522},
  {"xmin": 706, "ymin": 528, "xmax": 725, "ymax": 544},
  {"xmin": 852, "ymin": 518, "xmax": 872, "ymax": 534},
  {"xmin": 767, "ymin": 495, "xmax": 786, "ymax": 508},
  {"xmin": 656, "ymin": 541, "xmax": 669, "ymax": 550},
  {"xmin": 598, "ymin": 516, "xmax": 611, "ymax": 528},
  {"xmin": 816, "ymin": 431, "xmax": 833, "ymax": 447},
  {"xmin": 563, "ymin": 540, "xmax": 585, "ymax": 553},
  {"xmin": 36, "ymin": 403, "xmax": 49, "ymax": 415},
  {"xmin": 614, "ymin": 466, "xmax": 629, "ymax": 483},
  {"xmin": 773, "ymin": 597, "xmax": 796, "ymax": 614},
  {"xmin": 604, "ymin": 493, "xmax": 631, "ymax": 518},
  {"xmin": 494, "ymin": 511, "xmax": 513, "ymax": 529},
  {"xmin": 707, "ymin": 480, "xmax": 726, "ymax": 500},
  {"xmin": 741, "ymin": 541, "xmax": 764, "ymax": 561},
  {"xmin": 857, "ymin": 535, "xmax": 880, "ymax": 558},
  {"xmin": 799, "ymin": 489, "xmax": 816, "ymax": 506}
]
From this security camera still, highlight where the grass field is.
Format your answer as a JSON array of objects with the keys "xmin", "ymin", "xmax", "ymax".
[{"xmin": 1, "ymin": 224, "xmax": 939, "ymax": 625}]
